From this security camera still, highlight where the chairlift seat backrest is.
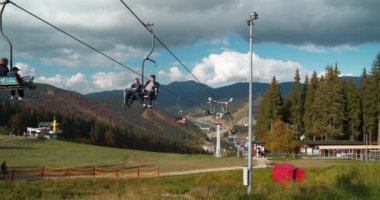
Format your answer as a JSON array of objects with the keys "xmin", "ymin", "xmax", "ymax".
[{"xmin": 0, "ymin": 76, "xmax": 20, "ymax": 89}]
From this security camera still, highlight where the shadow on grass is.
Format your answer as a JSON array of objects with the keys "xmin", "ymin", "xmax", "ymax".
[
  {"xmin": 0, "ymin": 146, "xmax": 36, "ymax": 150},
  {"xmin": 335, "ymin": 168, "xmax": 370, "ymax": 198}
]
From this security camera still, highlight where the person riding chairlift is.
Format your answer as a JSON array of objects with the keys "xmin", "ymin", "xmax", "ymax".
[
  {"xmin": 141, "ymin": 74, "xmax": 159, "ymax": 109},
  {"xmin": 123, "ymin": 77, "xmax": 142, "ymax": 109},
  {"xmin": 7, "ymin": 67, "xmax": 24, "ymax": 100},
  {"xmin": 0, "ymin": 58, "xmax": 9, "ymax": 76}
]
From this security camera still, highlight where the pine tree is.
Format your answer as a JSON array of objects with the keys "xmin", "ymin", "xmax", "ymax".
[
  {"xmin": 284, "ymin": 69, "xmax": 303, "ymax": 134},
  {"xmin": 256, "ymin": 76, "xmax": 283, "ymax": 134},
  {"xmin": 303, "ymin": 72, "xmax": 319, "ymax": 140},
  {"xmin": 343, "ymin": 80, "xmax": 361, "ymax": 140},
  {"xmin": 313, "ymin": 66, "xmax": 345, "ymax": 140},
  {"xmin": 360, "ymin": 68, "xmax": 371, "ymax": 142},
  {"xmin": 368, "ymin": 53, "xmax": 380, "ymax": 144},
  {"xmin": 269, "ymin": 76, "xmax": 283, "ymax": 122}
]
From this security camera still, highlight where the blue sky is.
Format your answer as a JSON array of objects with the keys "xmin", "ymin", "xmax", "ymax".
[{"xmin": 0, "ymin": 0, "xmax": 379, "ymax": 94}]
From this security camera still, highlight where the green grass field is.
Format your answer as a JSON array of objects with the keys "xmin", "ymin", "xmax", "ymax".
[
  {"xmin": 1, "ymin": 165, "xmax": 380, "ymax": 199},
  {"xmin": 0, "ymin": 135, "xmax": 245, "ymax": 172},
  {"xmin": 2, "ymin": 135, "xmax": 380, "ymax": 199}
]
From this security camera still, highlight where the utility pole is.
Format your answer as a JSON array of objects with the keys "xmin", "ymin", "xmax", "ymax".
[
  {"xmin": 247, "ymin": 11, "xmax": 258, "ymax": 195},
  {"xmin": 207, "ymin": 97, "xmax": 234, "ymax": 158}
]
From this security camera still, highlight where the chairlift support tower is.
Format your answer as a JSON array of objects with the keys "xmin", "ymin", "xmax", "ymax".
[{"xmin": 207, "ymin": 97, "xmax": 233, "ymax": 158}]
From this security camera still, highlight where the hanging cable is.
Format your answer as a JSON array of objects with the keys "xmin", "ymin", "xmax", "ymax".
[
  {"xmin": 9, "ymin": 1, "xmax": 140, "ymax": 76},
  {"xmin": 6, "ymin": 1, "xmax": 199, "ymax": 107},
  {"xmin": 119, "ymin": 0, "xmax": 215, "ymax": 98},
  {"xmin": 0, "ymin": 0, "xmax": 13, "ymax": 68}
]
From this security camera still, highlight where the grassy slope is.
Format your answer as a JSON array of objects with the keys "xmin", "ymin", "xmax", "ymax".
[
  {"xmin": 3, "ymin": 135, "xmax": 380, "ymax": 199},
  {"xmin": 1, "ymin": 165, "xmax": 380, "ymax": 200},
  {"xmin": 0, "ymin": 135, "xmax": 244, "ymax": 172}
]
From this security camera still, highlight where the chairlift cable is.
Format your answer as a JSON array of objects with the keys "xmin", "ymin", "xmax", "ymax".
[
  {"xmin": 8, "ymin": 1, "xmax": 140, "ymax": 76},
  {"xmin": 119, "ymin": 0, "xmax": 215, "ymax": 98},
  {"xmin": 0, "ymin": 0, "xmax": 13, "ymax": 68},
  {"xmin": 6, "ymin": 1, "xmax": 199, "ymax": 107}
]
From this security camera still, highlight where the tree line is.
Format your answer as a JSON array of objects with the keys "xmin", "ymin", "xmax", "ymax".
[
  {"xmin": 256, "ymin": 53, "xmax": 380, "ymax": 145},
  {"xmin": 0, "ymin": 101, "xmax": 203, "ymax": 154}
]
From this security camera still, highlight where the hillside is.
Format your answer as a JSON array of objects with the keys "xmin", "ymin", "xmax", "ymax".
[
  {"xmin": 0, "ymin": 135, "xmax": 244, "ymax": 172},
  {"xmin": 0, "ymin": 83, "xmax": 206, "ymax": 153},
  {"xmin": 86, "ymin": 80, "xmax": 295, "ymax": 109}
]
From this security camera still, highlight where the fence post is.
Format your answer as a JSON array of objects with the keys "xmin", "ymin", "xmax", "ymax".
[
  {"xmin": 11, "ymin": 168, "xmax": 15, "ymax": 181},
  {"xmin": 116, "ymin": 170, "xmax": 119, "ymax": 180},
  {"xmin": 93, "ymin": 167, "xmax": 96, "ymax": 178},
  {"xmin": 137, "ymin": 167, "xmax": 140, "ymax": 178},
  {"xmin": 157, "ymin": 167, "xmax": 160, "ymax": 177},
  {"xmin": 41, "ymin": 166, "xmax": 45, "ymax": 179}
]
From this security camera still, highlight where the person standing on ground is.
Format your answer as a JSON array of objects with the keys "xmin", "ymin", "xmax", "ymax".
[{"xmin": 1, "ymin": 161, "xmax": 8, "ymax": 179}]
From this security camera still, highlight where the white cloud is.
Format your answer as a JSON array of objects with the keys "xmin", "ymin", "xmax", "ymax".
[
  {"xmin": 339, "ymin": 72, "xmax": 354, "ymax": 77},
  {"xmin": 36, "ymin": 71, "xmax": 135, "ymax": 93},
  {"xmin": 66, "ymin": 73, "xmax": 85, "ymax": 87},
  {"xmin": 91, "ymin": 72, "xmax": 131, "ymax": 90},
  {"xmin": 289, "ymin": 44, "xmax": 358, "ymax": 54},
  {"xmin": 158, "ymin": 66, "xmax": 186, "ymax": 81},
  {"xmin": 14, "ymin": 62, "xmax": 36, "ymax": 77},
  {"xmin": 209, "ymin": 37, "xmax": 229, "ymax": 46},
  {"xmin": 37, "ymin": 73, "xmax": 86, "ymax": 89},
  {"xmin": 289, "ymin": 44, "xmax": 326, "ymax": 53},
  {"xmin": 330, "ymin": 45, "xmax": 358, "ymax": 54},
  {"xmin": 190, "ymin": 51, "xmax": 310, "ymax": 87}
]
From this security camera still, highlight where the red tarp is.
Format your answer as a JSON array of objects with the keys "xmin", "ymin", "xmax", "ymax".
[{"xmin": 272, "ymin": 163, "xmax": 305, "ymax": 184}]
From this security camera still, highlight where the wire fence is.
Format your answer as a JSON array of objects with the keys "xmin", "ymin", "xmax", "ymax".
[
  {"xmin": 1, "ymin": 166, "xmax": 159, "ymax": 181},
  {"xmin": 267, "ymin": 151, "xmax": 380, "ymax": 161}
]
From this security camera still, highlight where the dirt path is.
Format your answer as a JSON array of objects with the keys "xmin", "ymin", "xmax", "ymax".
[{"xmin": 160, "ymin": 158, "xmax": 269, "ymax": 177}]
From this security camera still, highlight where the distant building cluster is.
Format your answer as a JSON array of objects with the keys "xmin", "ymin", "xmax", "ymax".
[{"xmin": 25, "ymin": 118, "xmax": 62, "ymax": 139}]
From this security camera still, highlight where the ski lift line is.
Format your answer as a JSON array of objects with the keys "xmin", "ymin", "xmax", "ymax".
[
  {"xmin": 8, "ymin": 1, "xmax": 141, "ymax": 76},
  {"xmin": 0, "ymin": 0, "xmax": 13, "ymax": 67},
  {"xmin": 141, "ymin": 23, "xmax": 156, "ymax": 83},
  {"xmin": 119, "ymin": 0, "xmax": 215, "ymax": 98},
  {"xmin": 8, "ymin": 1, "xmax": 198, "ymax": 107}
]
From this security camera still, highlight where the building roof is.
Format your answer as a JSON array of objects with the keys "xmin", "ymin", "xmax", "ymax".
[
  {"xmin": 302, "ymin": 140, "xmax": 365, "ymax": 145},
  {"xmin": 319, "ymin": 145, "xmax": 380, "ymax": 150}
]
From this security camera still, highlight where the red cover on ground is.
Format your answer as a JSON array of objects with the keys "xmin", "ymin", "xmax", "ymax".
[
  {"xmin": 272, "ymin": 164, "xmax": 296, "ymax": 184},
  {"xmin": 294, "ymin": 168, "xmax": 305, "ymax": 183},
  {"xmin": 272, "ymin": 163, "xmax": 305, "ymax": 184}
]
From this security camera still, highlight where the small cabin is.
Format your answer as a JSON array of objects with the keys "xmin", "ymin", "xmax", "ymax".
[{"xmin": 300, "ymin": 140, "xmax": 366, "ymax": 157}]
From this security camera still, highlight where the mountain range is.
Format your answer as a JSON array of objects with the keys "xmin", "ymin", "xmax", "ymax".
[
  {"xmin": 86, "ymin": 80, "xmax": 295, "ymax": 110},
  {"xmin": 1, "ymin": 76, "xmax": 360, "ymax": 152}
]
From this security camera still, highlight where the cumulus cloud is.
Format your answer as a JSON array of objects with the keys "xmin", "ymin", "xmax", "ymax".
[
  {"xmin": 66, "ymin": 73, "xmax": 86, "ymax": 87},
  {"xmin": 3, "ymin": 0, "xmax": 378, "ymax": 59},
  {"xmin": 35, "ymin": 71, "xmax": 135, "ymax": 93},
  {"xmin": 14, "ymin": 62, "xmax": 36, "ymax": 77},
  {"xmin": 91, "ymin": 72, "xmax": 131, "ymax": 90},
  {"xmin": 159, "ymin": 51, "xmax": 310, "ymax": 87},
  {"xmin": 37, "ymin": 73, "xmax": 86, "ymax": 90},
  {"xmin": 158, "ymin": 67, "xmax": 186, "ymax": 81}
]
